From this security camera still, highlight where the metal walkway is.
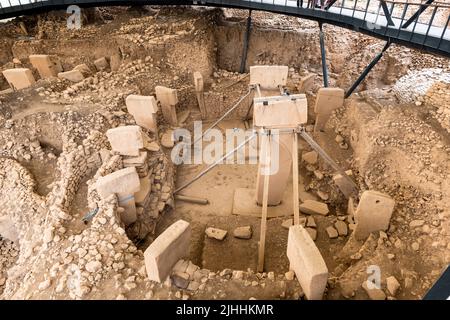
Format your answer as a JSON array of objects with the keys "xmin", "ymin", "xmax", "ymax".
[{"xmin": 0, "ymin": 0, "xmax": 449, "ymax": 56}]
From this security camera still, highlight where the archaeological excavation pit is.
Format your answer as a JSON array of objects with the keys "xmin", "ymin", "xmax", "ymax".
[{"xmin": 0, "ymin": 3, "xmax": 449, "ymax": 303}]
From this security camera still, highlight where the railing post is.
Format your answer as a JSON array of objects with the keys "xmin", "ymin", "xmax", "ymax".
[
  {"xmin": 318, "ymin": 21, "xmax": 329, "ymax": 87},
  {"xmin": 240, "ymin": 9, "xmax": 252, "ymax": 74},
  {"xmin": 345, "ymin": 40, "xmax": 391, "ymax": 98}
]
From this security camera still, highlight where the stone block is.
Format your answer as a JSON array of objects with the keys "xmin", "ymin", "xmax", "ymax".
[
  {"xmin": 297, "ymin": 73, "xmax": 316, "ymax": 93},
  {"xmin": 249, "ymin": 65, "xmax": 289, "ymax": 89},
  {"xmin": 126, "ymin": 94, "xmax": 158, "ymax": 132},
  {"xmin": 135, "ymin": 175, "xmax": 152, "ymax": 206},
  {"xmin": 29, "ymin": 54, "xmax": 62, "ymax": 78},
  {"xmin": 333, "ymin": 174, "xmax": 356, "ymax": 199},
  {"xmin": 2, "ymin": 68, "xmax": 35, "ymax": 90},
  {"xmin": 155, "ymin": 86, "xmax": 178, "ymax": 125},
  {"xmin": 287, "ymin": 225, "xmax": 328, "ymax": 300},
  {"xmin": 58, "ymin": 70, "xmax": 84, "ymax": 82},
  {"xmin": 95, "ymin": 167, "xmax": 141, "ymax": 199},
  {"xmin": 253, "ymin": 94, "xmax": 308, "ymax": 128},
  {"xmin": 354, "ymin": 190, "xmax": 395, "ymax": 240},
  {"xmin": 94, "ymin": 57, "xmax": 109, "ymax": 71},
  {"xmin": 106, "ymin": 125, "xmax": 143, "ymax": 156},
  {"xmin": 73, "ymin": 64, "xmax": 91, "ymax": 77},
  {"xmin": 117, "ymin": 194, "xmax": 137, "ymax": 225},
  {"xmin": 0, "ymin": 216, "xmax": 19, "ymax": 242},
  {"xmin": 193, "ymin": 71, "xmax": 204, "ymax": 92},
  {"xmin": 299, "ymin": 200, "xmax": 329, "ymax": 216},
  {"xmin": 313, "ymin": 87, "xmax": 344, "ymax": 131},
  {"xmin": 144, "ymin": 220, "xmax": 191, "ymax": 282}
]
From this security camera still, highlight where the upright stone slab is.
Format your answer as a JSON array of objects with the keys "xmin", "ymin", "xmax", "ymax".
[
  {"xmin": 95, "ymin": 167, "xmax": 141, "ymax": 199},
  {"xmin": 287, "ymin": 225, "xmax": 328, "ymax": 300},
  {"xmin": 0, "ymin": 216, "xmax": 19, "ymax": 243},
  {"xmin": 117, "ymin": 194, "xmax": 137, "ymax": 225},
  {"xmin": 314, "ymin": 87, "xmax": 345, "ymax": 132},
  {"xmin": 126, "ymin": 94, "xmax": 158, "ymax": 132},
  {"xmin": 249, "ymin": 65, "xmax": 289, "ymax": 89},
  {"xmin": 297, "ymin": 73, "xmax": 316, "ymax": 93},
  {"xmin": 94, "ymin": 57, "xmax": 109, "ymax": 71},
  {"xmin": 2, "ymin": 68, "xmax": 35, "ymax": 90},
  {"xmin": 253, "ymin": 94, "xmax": 307, "ymax": 206},
  {"xmin": 29, "ymin": 54, "xmax": 62, "ymax": 78},
  {"xmin": 106, "ymin": 125, "xmax": 143, "ymax": 156},
  {"xmin": 155, "ymin": 86, "xmax": 178, "ymax": 126},
  {"xmin": 354, "ymin": 190, "xmax": 395, "ymax": 240},
  {"xmin": 193, "ymin": 72, "xmax": 207, "ymax": 119},
  {"xmin": 144, "ymin": 220, "xmax": 191, "ymax": 282}
]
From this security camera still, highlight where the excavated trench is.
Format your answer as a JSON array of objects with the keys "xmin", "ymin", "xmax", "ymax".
[{"xmin": 0, "ymin": 7, "xmax": 448, "ymax": 300}]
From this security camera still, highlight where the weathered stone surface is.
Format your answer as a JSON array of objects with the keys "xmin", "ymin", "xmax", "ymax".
[
  {"xmin": 386, "ymin": 276, "xmax": 401, "ymax": 296},
  {"xmin": 155, "ymin": 86, "xmax": 178, "ymax": 125},
  {"xmin": 313, "ymin": 87, "xmax": 344, "ymax": 131},
  {"xmin": 249, "ymin": 65, "xmax": 289, "ymax": 89},
  {"xmin": 106, "ymin": 125, "xmax": 143, "ymax": 156},
  {"xmin": 2, "ymin": 68, "xmax": 35, "ymax": 90},
  {"xmin": 302, "ymin": 150, "xmax": 318, "ymax": 165},
  {"xmin": 95, "ymin": 167, "xmax": 140, "ymax": 199},
  {"xmin": 94, "ymin": 57, "xmax": 109, "ymax": 71},
  {"xmin": 253, "ymin": 94, "xmax": 308, "ymax": 128},
  {"xmin": 362, "ymin": 281, "xmax": 386, "ymax": 300},
  {"xmin": 305, "ymin": 227, "xmax": 317, "ymax": 241},
  {"xmin": 299, "ymin": 200, "xmax": 329, "ymax": 216},
  {"xmin": 144, "ymin": 220, "xmax": 191, "ymax": 282},
  {"xmin": 287, "ymin": 225, "xmax": 328, "ymax": 300},
  {"xmin": 334, "ymin": 221, "xmax": 348, "ymax": 236},
  {"xmin": 297, "ymin": 73, "xmax": 316, "ymax": 93},
  {"xmin": 126, "ymin": 94, "xmax": 158, "ymax": 132},
  {"xmin": 58, "ymin": 70, "xmax": 84, "ymax": 82},
  {"xmin": 233, "ymin": 226, "xmax": 252, "ymax": 239},
  {"xmin": 354, "ymin": 191, "xmax": 395, "ymax": 240},
  {"xmin": 326, "ymin": 226, "xmax": 338, "ymax": 239},
  {"xmin": 29, "ymin": 54, "xmax": 62, "ymax": 78},
  {"xmin": 282, "ymin": 219, "xmax": 293, "ymax": 229},
  {"xmin": 333, "ymin": 174, "xmax": 356, "ymax": 198},
  {"xmin": 205, "ymin": 227, "xmax": 227, "ymax": 241},
  {"xmin": 0, "ymin": 216, "xmax": 18, "ymax": 242}
]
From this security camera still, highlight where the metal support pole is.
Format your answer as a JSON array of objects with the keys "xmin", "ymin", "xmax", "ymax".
[
  {"xmin": 318, "ymin": 22, "xmax": 329, "ymax": 88},
  {"xmin": 345, "ymin": 40, "xmax": 391, "ymax": 98},
  {"xmin": 240, "ymin": 9, "xmax": 252, "ymax": 74}
]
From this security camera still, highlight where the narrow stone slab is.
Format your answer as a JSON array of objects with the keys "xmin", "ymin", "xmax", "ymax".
[
  {"xmin": 297, "ymin": 73, "xmax": 316, "ymax": 93},
  {"xmin": 193, "ymin": 71, "xmax": 204, "ymax": 91},
  {"xmin": 144, "ymin": 219, "xmax": 191, "ymax": 282},
  {"xmin": 106, "ymin": 125, "xmax": 143, "ymax": 156},
  {"xmin": 313, "ymin": 87, "xmax": 344, "ymax": 132},
  {"xmin": 287, "ymin": 225, "xmax": 328, "ymax": 300},
  {"xmin": 134, "ymin": 174, "xmax": 152, "ymax": 206},
  {"xmin": 354, "ymin": 190, "xmax": 395, "ymax": 240},
  {"xmin": 249, "ymin": 65, "xmax": 289, "ymax": 89},
  {"xmin": 155, "ymin": 86, "xmax": 178, "ymax": 125},
  {"xmin": 333, "ymin": 174, "xmax": 356, "ymax": 198},
  {"xmin": 253, "ymin": 94, "xmax": 308, "ymax": 128},
  {"xmin": 95, "ymin": 167, "xmax": 141, "ymax": 199},
  {"xmin": 58, "ymin": 70, "xmax": 84, "ymax": 82},
  {"xmin": 117, "ymin": 194, "xmax": 137, "ymax": 225},
  {"xmin": 126, "ymin": 94, "xmax": 158, "ymax": 132},
  {"xmin": 29, "ymin": 54, "xmax": 62, "ymax": 78},
  {"xmin": 2, "ymin": 68, "xmax": 35, "ymax": 90},
  {"xmin": 299, "ymin": 200, "xmax": 329, "ymax": 216}
]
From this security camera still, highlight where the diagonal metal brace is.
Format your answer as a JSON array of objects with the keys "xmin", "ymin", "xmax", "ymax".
[{"xmin": 402, "ymin": 0, "xmax": 435, "ymax": 29}]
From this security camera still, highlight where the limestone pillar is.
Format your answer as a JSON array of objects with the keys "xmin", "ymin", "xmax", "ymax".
[
  {"xmin": 193, "ymin": 71, "xmax": 207, "ymax": 119},
  {"xmin": 155, "ymin": 86, "xmax": 178, "ymax": 126}
]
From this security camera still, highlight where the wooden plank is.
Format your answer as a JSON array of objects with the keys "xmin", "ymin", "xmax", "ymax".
[
  {"xmin": 292, "ymin": 132, "xmax": 300, "ymax": 225},
  {"xmin": 258, "ymin": 135, "xmax": 271, "ymax": 272}
]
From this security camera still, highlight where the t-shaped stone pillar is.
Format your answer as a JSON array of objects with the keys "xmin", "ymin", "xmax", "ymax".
[
  {"xmin": 96, "ymin": 167, "xmax": 141, "ymax": 225},
  {"xmin": 125, "ymin": 94, "xmax": 159, "ymax": 132},
  {"xmin": 253, "ymin": 94, "xmax": 308, "ymax": 206},
  {"xmin": 106, "ymin": 125, "xmax": 144, "ymax": 156},
  {"xmin": 155, "ymin": 86, "xmax": 178, "ymax": 126},
  {"xmin": 313, "ymin": 87, "xmax": 344, "ymax": 132}
]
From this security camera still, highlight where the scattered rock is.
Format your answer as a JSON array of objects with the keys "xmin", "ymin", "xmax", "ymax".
[
  {"xmin": 386, "ymin": 276, "xmax": 401, "ymax": 296},
  {"xmin": 299, "ymin": 200, "xmax": 329, "ymax": 216},
  {"xmin": 326, "ymin": 226, "xmax": 338, "ymax": 239},
  {"xmin": 334, "ymin": 221, "xmax": 348, "ymax": 236},
  {"xmin": 233, "ymin": 226, "xmax": 252, "ymax": 239},
  {"xmin": 205, "ymin": 227, "xmax": 227, "ymax": 241}
]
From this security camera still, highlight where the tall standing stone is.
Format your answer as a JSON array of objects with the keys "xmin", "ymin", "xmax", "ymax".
[
  {"xmin": 29, "ymin": 54, "xmax": 62, "ymax": 79},
  {"xmin": 313, "ymin": 87, "xmax": 344, "ymax": 132},
  {"xmin": 126, "ymin": 94, "xmax": 159, "ymax": 132},
  {"xmin": 2, "ymin": 68, "xmax": 35, "ymax": 90},
  {"xmin": 155, "ymin": 86, "xmax": 178, "ymax": 126}
]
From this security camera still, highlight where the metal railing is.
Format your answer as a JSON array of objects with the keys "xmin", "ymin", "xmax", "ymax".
[{"xmin": 0, "ymin": 0, "xmax": 449, "ymax": 54}]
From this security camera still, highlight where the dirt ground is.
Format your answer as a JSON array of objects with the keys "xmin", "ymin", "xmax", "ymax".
[{"xmin": 0, "ymin": 6, "xmax": 449, "ymax": 300}]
